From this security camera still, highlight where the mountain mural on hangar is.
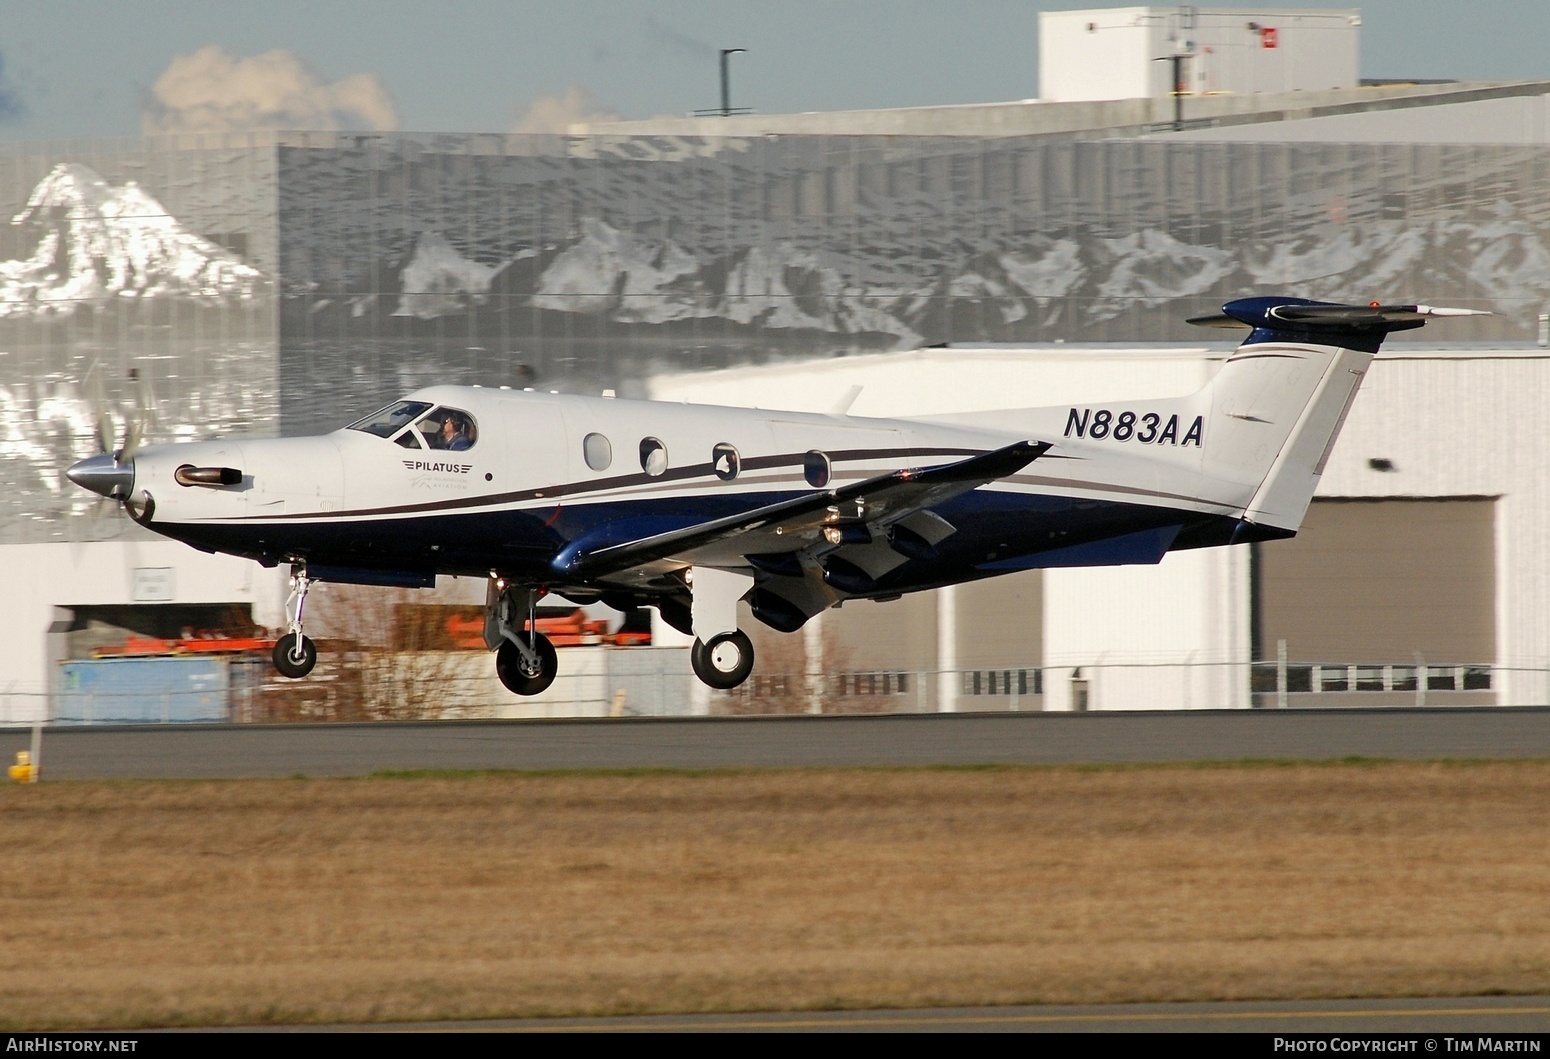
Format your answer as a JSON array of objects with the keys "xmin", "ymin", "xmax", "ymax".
[
  {"xmin": 274, "ymin": 134, "xmax": 1550, "ymax": 426},
  {"xmin": 4, "ymin": 135, "xmax": 1550, "ymax": 535},
  {"xmin": 0, "ymin": 160, "xmax": 276, "ymax": 540},
  {"xmin": 383, "ymin": 205, "xmax": 1544, "ymax": 339},
  {"xmin": 0, "ymin": 163, "xmax": 262, "ymax": 318}
]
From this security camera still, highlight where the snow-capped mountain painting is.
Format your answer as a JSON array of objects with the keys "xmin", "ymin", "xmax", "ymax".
[
  {"xmin": 0, "ymin": 163, "xmax": 262, "ymax": 319},
  {"xmin": 259, "ymin": 133, "xmax": 1550, "ymax": 433},
  {"xmin": 3, "ymin": 132, "xmax": 1549, "ymax": 540},
  {"xmin": 0, "ymin": 158, "xmax": 275, "ymax": 542}
]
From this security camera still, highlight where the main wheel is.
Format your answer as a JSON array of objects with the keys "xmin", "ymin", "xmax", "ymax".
[
  {"xmin": 496, "ymin": 632, "xmax": 558, "ymax": 696},
  {"xmin": 691, "ymin": 630, "xmax": 755, "ymax": 690},
  {"xmin": 272, "ymin": 632, "xmax": 317, "ymax": 678}
]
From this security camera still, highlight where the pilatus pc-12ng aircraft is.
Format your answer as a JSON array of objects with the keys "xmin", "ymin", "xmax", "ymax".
[{"xmin": 67, "ymin": 297, "xmax": 1485, "ymax": 694}]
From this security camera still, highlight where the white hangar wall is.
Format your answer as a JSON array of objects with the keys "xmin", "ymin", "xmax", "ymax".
[
  {"xmin": 1039, "ymin": 6, "xmax": 1361, "ymax": 103},
  {"xmin": 0, "ymin": 541, "xmax": 285, "ymax": 724},
  {"xmin": 653, "ymin": 343, "xmax": 1548, "ymax": 709},
  {"xmin": 1313, "ymin": 350, "xmax": 1550, "ymax": 708},
  {"xmin": 1041, "ymin": 542, "xmax": 1252, "ymax": 711}
]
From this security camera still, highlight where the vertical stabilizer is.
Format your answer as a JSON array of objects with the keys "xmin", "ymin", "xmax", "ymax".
[{"xmin": 1187, "ymin": 298, "xmax": 1488, "ymax": 532}]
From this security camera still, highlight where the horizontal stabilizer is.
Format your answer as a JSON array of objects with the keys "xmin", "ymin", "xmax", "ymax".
[
  {"xmin": 1188, "ymin": 297, "xmax": 1490, "ymax": 337},
  {"xmin": 1185, "ymin": 312, "xmax": 1251, "ymax": 329}
]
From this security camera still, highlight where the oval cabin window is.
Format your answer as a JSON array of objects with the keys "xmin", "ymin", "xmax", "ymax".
[
  {"xmin": 583, "ymin": 432, "xmax": 612, "ymax": 471},
  {"xmin": 712, "ymin": 442, "xmax": 740, "ymax": 481},
  {"xmin": 804, "ymin": 450, "xmax": 830, "ymax": 488},
  {"xmin": 640, "ymin": 437, "xmax": 668, "ymax": 477}
]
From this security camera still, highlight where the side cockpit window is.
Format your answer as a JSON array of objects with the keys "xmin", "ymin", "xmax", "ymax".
[
  {"xmin": 347, "ymin": 401, "xmax": 431, "ymax": 439},
  {"xmin": 417, "ymin": 408, "xmax": 478, "ymax": 451}
]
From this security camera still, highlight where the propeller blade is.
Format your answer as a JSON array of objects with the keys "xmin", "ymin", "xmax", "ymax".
[
  {"xmin": 83, "ymin": 363, "xmax": 116, "ymax": 457},
  {"xmin": 94, "ymin": 412, "xmax": 115, "ymax": 458},
  {"xmin": 124, "ymin": 364, "xmax": 158, "ymax": 459},
  {"xmin": 141, "ymin": 371, "xmax": 159, "ymax": 429},
  {"xmin": 118, "ymin": 416, "xmax": 143, "ymax": 462}
]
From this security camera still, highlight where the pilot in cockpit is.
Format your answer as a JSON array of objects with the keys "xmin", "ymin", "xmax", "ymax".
[{"xmin": 440, "ymin": 414, "xmax": 472, "ymax": 451}]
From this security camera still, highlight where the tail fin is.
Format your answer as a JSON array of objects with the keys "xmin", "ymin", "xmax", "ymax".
[{"xmin": 1187, "ymin": 297, "xmax": 1488, "ymax": 531}]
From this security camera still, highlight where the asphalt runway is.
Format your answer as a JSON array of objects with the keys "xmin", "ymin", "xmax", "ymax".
[{"xmin": 4, "ymin": 706, "xmax": 1549, "ymax": 780}]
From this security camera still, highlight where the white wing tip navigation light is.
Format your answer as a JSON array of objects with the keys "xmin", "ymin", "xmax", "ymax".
[{"xmin": 66, "ymin": 296, "xmax": 1490, "ymax": 695}]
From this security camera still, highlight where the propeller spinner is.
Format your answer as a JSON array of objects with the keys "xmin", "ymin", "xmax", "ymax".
[{"xmin": 66, "ymin": 452, "xmax": 135, "ymax": 499}]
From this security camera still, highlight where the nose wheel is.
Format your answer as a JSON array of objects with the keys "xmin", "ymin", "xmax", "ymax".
[
  {"xmin": 489, "ymin": 580, "xmax": 560, "ymax": 696},
  {"xmin": 691, "ymin": 630, "xmax": 755, "ymax": 690},
  {"xmin": 272, "ymin": 569, "xmax": 318, "ymax": 679},
  {"xmin": 272, "ymin": 632, "xmax": 317, "ymax": 678}
]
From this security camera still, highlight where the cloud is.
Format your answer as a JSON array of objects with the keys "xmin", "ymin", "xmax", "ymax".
[
  {"xmin": 511, "ymin": 85, "xmax": 620, "ymax": 134},
  {"xmin": 0, "ymin": 53, "xmax": 23, "ymax": 122},
  {"xmin": 142, "ymin": 46, "xmax": 398, "ymax": 135}
]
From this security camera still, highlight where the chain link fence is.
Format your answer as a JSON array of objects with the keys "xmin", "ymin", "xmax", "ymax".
[{"xmin": 0, "ymin": 650, "xmax": 1523, "ymax": 728}]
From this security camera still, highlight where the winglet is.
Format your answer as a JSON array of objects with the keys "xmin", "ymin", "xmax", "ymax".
[
  {"xmin": 828, "ymin": 385, "xmax": 864, "ymax": 416},
  {"xmin": 899, "ymin": 439, "xmax": 1049, "ymax": 485}
]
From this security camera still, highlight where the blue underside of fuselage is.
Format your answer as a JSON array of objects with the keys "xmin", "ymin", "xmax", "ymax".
[{"xmin": 157, "ymin": 487, "xmax": 1240, "ymax": 599}]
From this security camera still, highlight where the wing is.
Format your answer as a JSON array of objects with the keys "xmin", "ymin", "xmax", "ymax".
[{"xmin": 552, "ymin": 439, "xmax": 1050, "ymax": 583}]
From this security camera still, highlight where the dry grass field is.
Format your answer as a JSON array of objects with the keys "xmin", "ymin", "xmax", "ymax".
[{"xmin": 1, "ymin": 761, "xmax": 1548, "ymax": 1029}]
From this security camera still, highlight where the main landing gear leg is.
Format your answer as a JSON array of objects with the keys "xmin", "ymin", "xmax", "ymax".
[
  {"xmin": 273, "ymin": 568, "xmax": 318, "ymax": 678},
  {"xmin": 688, "ymin": 567, "xmax": 756, "ymax": 691},
  {"xmin": 489, "ymin": 580, "xmax": 558, "ymax": 696}
]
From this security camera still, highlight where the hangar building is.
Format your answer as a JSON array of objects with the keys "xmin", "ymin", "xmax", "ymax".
[
  {"xmin": 2, "ymin": 55, "xmax": 1548, "ymax": 718},
  {"xmin": 651, "ymin": 339, "xmax": 1522, "ymax": 711}
]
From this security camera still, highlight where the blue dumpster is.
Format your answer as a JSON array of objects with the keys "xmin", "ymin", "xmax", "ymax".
[{"xmin": 55, "ymin": 657, "xmax": 232, "ymax": 724}]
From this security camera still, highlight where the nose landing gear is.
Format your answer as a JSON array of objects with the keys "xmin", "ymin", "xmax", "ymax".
[
  {"xmin": 488, "ymin": 580, "xmax": 559, "ymax": 696},
  {"xmin": 272, "ymin": 569, "xmax": 318, "ymax": 678}
]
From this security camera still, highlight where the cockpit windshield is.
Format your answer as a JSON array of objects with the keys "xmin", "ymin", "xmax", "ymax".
[{"xmin": 347, "ymin": 401, "xmax": 432, "ymax": 439}]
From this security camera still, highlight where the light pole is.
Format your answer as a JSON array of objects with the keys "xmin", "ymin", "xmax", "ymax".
[
  {"xmin": 1153, "ymin": 52, "xmax": 1190, "ymax": 131},
  {"xmin": 720, "ymin": 48, "xmax": 745, "ymax": 117},
  {"xmin": 695, "ymin": 48, "xmax": 751, "ymax": 117}
]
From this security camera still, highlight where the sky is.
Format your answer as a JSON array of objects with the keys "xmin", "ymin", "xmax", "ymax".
[{"xmin": 0, "ymin": 1, "xmax": 1546, "ymax": 140}]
